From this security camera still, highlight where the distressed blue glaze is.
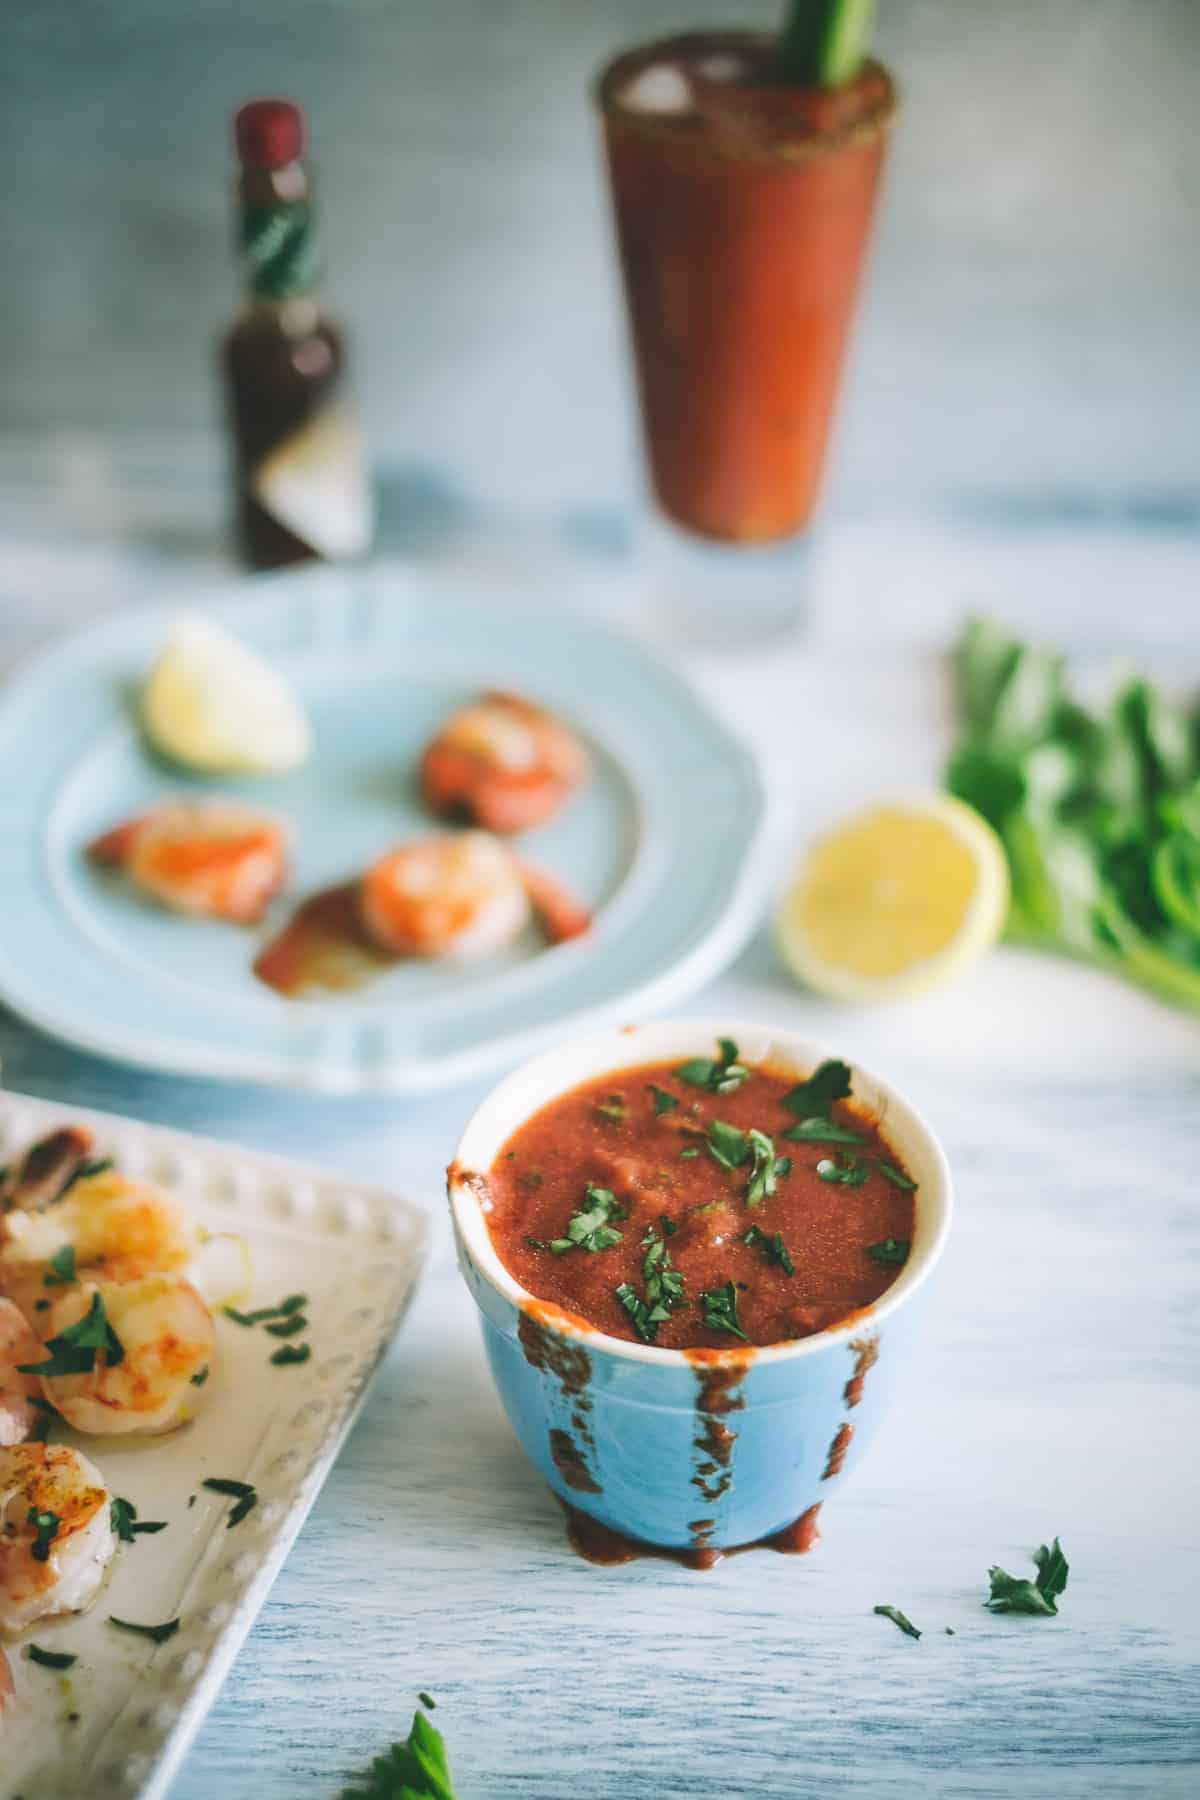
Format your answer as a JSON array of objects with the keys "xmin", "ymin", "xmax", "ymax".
[{"xmin": 450, "ymin": 1019, "xmax": 951, "ymax": 1553}]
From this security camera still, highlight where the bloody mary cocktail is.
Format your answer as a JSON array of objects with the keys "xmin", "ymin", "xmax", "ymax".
[{"xmin": 598, "ymin": 31, "xmax": 895, "ymax": 544}]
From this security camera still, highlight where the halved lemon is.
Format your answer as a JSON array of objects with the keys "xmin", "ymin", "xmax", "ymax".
[
  {"xmin": 143, "ymin": 615, "xmax": 311, "ymax": 775},
  {"xmin": 775, "ymin": 795, "xmax": 1009, "ymax": 1001}
]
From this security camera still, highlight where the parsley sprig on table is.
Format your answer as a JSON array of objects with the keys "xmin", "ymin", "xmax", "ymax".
[
  {"xmin": 874, "ymin": 1604, "xmax": 922, "ymax": 1640},
  {"xmin": 986, "ymin": 1538, "xmax": 1069, "ymax": 1616},
  {"xmin": 676, "ymin": 1037, "xmax": 750, "ymax": 1095},
  {"xmin": 342, "ymin": 1707, "xmax": 458, "ymax": 1800}
]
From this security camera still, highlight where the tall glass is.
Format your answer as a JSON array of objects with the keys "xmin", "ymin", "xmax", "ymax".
[{"xmin": 597, "ymin": 31, "xmax": 895, "ymax": 629}]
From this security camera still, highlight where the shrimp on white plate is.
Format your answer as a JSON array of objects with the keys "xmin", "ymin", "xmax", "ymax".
[
  {"xmin": 0, "ymin": 1443, "xmax": 115, "ymax": 1634},
  {"xmin": 0, "ymin": 1300, "xmax": 42, "ymax": 1447},
  {"xmin": 34, "ymin": 1275, "xmax": 215, "ymax": 1438},
  {"xmin": 87, "ymin": 798, "xmax": 288, "ymax": 925},
  {"xmin": 420, "ymin": 691, "xmax": 588, "ymax": 834},
  {"xmin": 359, "ymin": 831, "xmax": 590, "ymax": 959},
  {"xmin": 0, "ymin": 1164, "xmax": 198, "ymax": 1323}
]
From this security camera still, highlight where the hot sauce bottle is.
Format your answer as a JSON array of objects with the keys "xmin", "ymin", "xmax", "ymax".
[{"xmin": 222, "ymin": 98, "xmax": 374, "ymax": 570}]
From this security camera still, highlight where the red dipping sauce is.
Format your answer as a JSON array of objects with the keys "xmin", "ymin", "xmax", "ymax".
[{"xmin": 483, "ymin": 1046, "xmax": 915, "ymax": 1350}]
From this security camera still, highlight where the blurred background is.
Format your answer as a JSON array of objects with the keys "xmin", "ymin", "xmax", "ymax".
[{"xmin": 3, "ymin": 0, "xmax": 1198, "ymax": 630}]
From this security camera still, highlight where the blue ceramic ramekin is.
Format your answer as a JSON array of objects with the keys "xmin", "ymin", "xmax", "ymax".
[{"xmin": 448, "ymin": 1019, "xmax": 951, "ymax": 1556}]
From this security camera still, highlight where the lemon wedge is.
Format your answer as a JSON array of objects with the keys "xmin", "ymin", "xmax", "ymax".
[
  {"xmin": 775, "ymin": 795, "xmax": 1009, "ymax": 1001},
  {"xmin": 142, "ymin": 616, "xmax": 311, "ymax": 775}
]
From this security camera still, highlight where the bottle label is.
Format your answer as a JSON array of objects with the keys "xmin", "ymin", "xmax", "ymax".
[
  {"xmin": 240, "ymin": 203, "xmax": 320, "ymax": 299},
  {"xmin": 251, "ymin": 404, "xmax": 375, "ymax": 560}
]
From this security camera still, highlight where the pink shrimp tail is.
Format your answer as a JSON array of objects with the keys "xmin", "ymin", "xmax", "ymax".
[{"xmin": 519, "ymin": 863, "xmax": 591, "ymax": 945}]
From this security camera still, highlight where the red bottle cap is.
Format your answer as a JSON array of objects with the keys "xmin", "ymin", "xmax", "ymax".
[{"xmin": 234, "ymin": 99, "xmax": 305, "ymax": 170}]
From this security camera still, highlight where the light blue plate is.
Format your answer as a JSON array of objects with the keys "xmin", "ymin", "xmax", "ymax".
[{"xmin": 0, "ymin": 564, "xmax": 770, "ymax": 1093}]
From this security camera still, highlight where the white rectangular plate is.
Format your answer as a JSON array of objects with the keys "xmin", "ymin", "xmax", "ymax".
[{"xmin": 0, "ymin": 1088, "xmax": 428, "ymax": 1800}]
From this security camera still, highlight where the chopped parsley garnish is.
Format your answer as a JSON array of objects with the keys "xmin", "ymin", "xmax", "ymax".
[
  {"xmin": 43, "ymin": 1244, "xmax": 77, "ymax": 1286},
  {"xmin": 340, "ymin": 1708, "xmax": 458, "ymax": 1800},
  {"xmin": 202, "ymin": 1478, "xmax": 258, "ymax": 1528},
  {"xmin": 745, "ymin": 1129, "xmax": 790, "ymax": 1208},
  {"xmin": 594, "ymin": 1094, "xmax": 628, "ymax": 1122},
  {"xmin": 26, "ymin": 1643, "xmax": 77, "ymax": 1670},
  {"xmin": 19, "ymin": 1290, "xmax": 124, "ymax": 1379},
  {"xmin": 782, "ymin": 1116, "xmax": 865, "ymax": 1145},
  {"xmin": 743, "ymin": 1226, "xmax": 795, "ymax": 1275},
  {"xmin": 616, "ymin": 1231, "xmax": 686, "ymax": 1344},
  {"xmin": 223, "ymin": 1294, "xmax": 308, "ymax": 1327},
  {"xmin": 108, "ymin": 1615, "xmax": 180, "ymax": 1645},
  {"xmin": 986, "ymin": 1538, "xmax": 1069, "ymax": 1616},
  {"xmin": 676, "ymin": 1037, "xmax": 750, "ymax": 1095},
  {"xmin": 816, "ymin": 1155, "xmax": 869, "ymax": 1187},
  {"xmin": 190, "ymin": 1365, "xmax": 210, "ymax": 1386},
  {"xmin": 874, "ymin": 1604, "xmax": 921, "ymax": 1640},
  {"xmin": 706, "ymin": 1119, "xmax": 749, "ymax": 1170},
  {"xmin": 110, "ymin": 1497, "xmax": 137, "ymax": 1542},
  {"xmin": 265, "ymin": 1313, "xmax": 308, "ymax": 1337},
  {"xmin": 879, "ymin": 1162, "xmax": 917, "ymax": 1190},
  {"xmin": 699, "ymin": 1280, "xmax": 749, "ymax": 1341},
  {"xmin": 782, "ymin": 1059, "xmax": 853, "ymax": 1117},
  {"xmin": 680, "ymin": 1147, "xmax": 701, "ymax": 1160},
  {"xmin": 531, "ymin": 1184, "xmax": 626, "ymax": 1256},
  {"xmin": 867, "ymin": 1237, "xmax": 911, "ymax": 1266},
  {"xmin": 27, "ymin": 1508, "xmax": 60, "ymax": 1562},
  {"xmin": 271, "ymin": 1343, "xmax": 311, "ymax": 1367},
  {"xmin": 648, "ymin": 1085, "xmax": 679, "ymax": 1115}
]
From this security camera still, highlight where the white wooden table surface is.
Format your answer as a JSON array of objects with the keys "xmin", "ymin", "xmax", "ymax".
[{"xmin": 1, "ymin": 493, "xmax": 1197, "ymax": 1799}]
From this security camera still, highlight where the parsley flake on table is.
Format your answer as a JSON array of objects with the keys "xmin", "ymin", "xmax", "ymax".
[
  {"xmin": 202, "ymin": 1477, "xmax": 258, "ymax": 1528},
  {"xmin": 699, "ymin": 1280, "xmax": 749, "ymax": 1341},
  {"xmin": 341, "ymin": 1708, "xmax": 458, "ymax": 1800},
  {"xmin": 986, "ymin": 1537, "xmax": 1069, "ymax": 1616},
  {"xmin": 874, "ymin": 1604, "xmax": 922, "ymax": 1640},
  {"xmin": 25, "ymin": 1643, "xmax": 78, "ymax": 1670},
  {"xmin": 676, "ymin": 1037, "xmax": 751, "ymax": 1095},
  {"xmin": 18, "ymin": 1289, "xmax": 125, "ymax": 1379},
  {"xmin": 867, "ymin": 1237, "xmax": 911, "ymax": 1266},
  {"xmin": 782, "ymin": 1059, "xmax": 853, "ymax": 1117},
  {"xmin": 816, "ymin": 1154, "xmax": 869, "ymax": 1187},
  {"xmin": 616, "ymin": 1230, "xmax": 686, "ymax": 1344},
  {"xmin": 743, "ymin": 1226, "xmax": 795, "ymax": 1276}
]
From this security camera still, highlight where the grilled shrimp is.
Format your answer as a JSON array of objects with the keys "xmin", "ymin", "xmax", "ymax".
[
  {"xmin": 360, "ymin": 832, "xmax": 591, "ymax": 959},
  {"xmin": 0, "ymin": 1127, "xmax": 95, "ymax": 1216},
  {"xmin": 0, "ymin": 1166, "xmax": 197, "ymax": 1324},
  {"xmin": 0, "ymin": 1444, "xmax": 115, "ymax": 1634},
  {"xmin": 36, "ymin": 1276, "xmax": 215, "ymax": 1438},
  {"xmin": 359, "ymin": 832, "xmax": 533, "ymax": 959},
  {"xmin": 88, "ymin": 799, "xmax": 288, "ymax": 924},
  {"xmin": 0, "ymin": 1302, "xmax": 42, "ymax": 1447},
  {"xmin": 420, "ymin": 692, "xmax": 588, "ymax": 834}
]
